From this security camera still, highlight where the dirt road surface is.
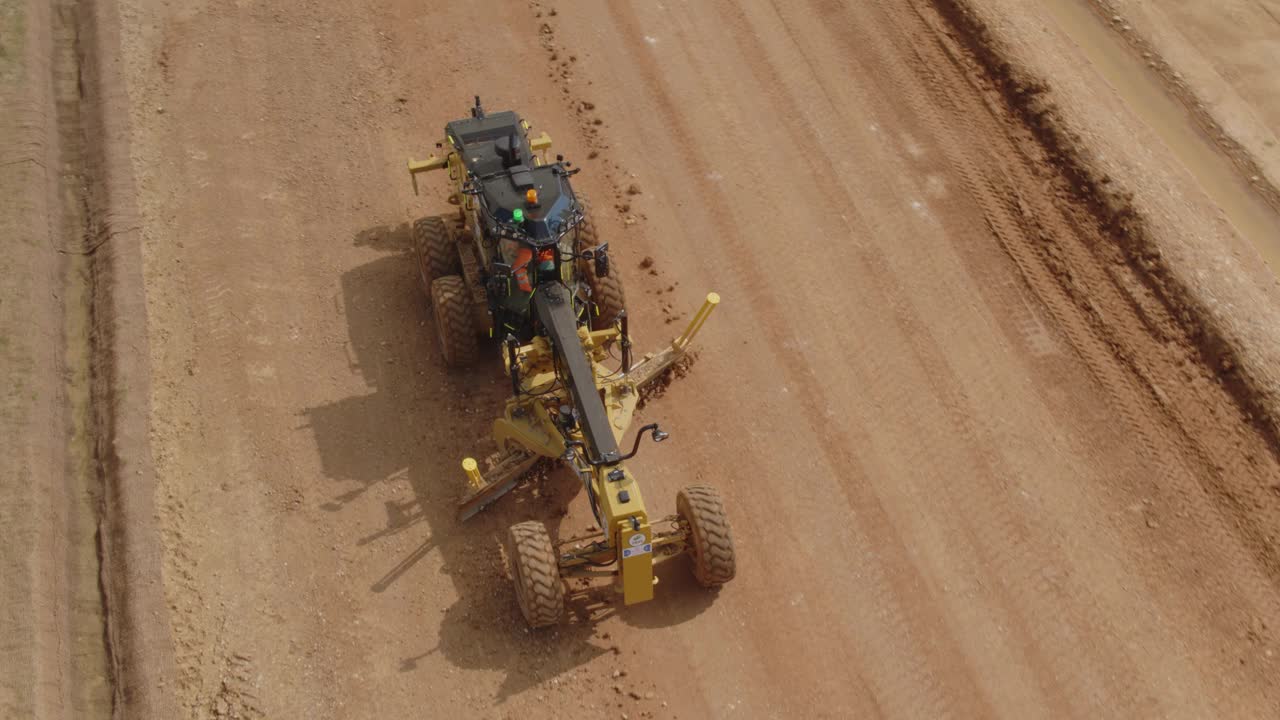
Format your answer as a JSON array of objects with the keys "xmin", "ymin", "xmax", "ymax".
[
  {"xmin": 77, "ymin": 0, "xmax": 1280, "ymax": 717},
  {"xmin": 2, "ymin": 2, "xmax": 110, "ymax": 717},
  {"xmin": 1095, "ymin": 0, "xmax": 1280, "ymax": 204}
]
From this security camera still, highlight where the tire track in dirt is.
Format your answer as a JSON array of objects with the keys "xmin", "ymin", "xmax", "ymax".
[
  {"xmin": 918, "ymin": 0, "xmax": 1240, "ymax": 522},
  {"xmin": 710, "ymin": 2, "xmax": 1083, "ymax": 713},
  {"xmin": 108, "ymin": 0, "xmax": 1280, "ymax": 715},
  {"xmin": 721, "ymin": 0, "xmax": 1153, "ymax": 712},
  {"xmin": 900, "ymin": 1, "xmax": 1280, "ymax": 707},
  {"xmin": 72, "ymin": 0, "xmax": 184, "ymax": 712},
  {"xmin": 904, "ymin": 0, "xmax": 1280, "ymax": 631},
  {"xmin": 142, "ymin": 10, "xmax": 322, "ymax": 717},
  {"xmin": 603, "ymin": 1, "xmax": 1000, "ymax": 716},
  {"xmin": 615, "ymin": 0, "xmax": 1280, "ymax": 712},
  {"xmin": 931, "ymin": 0, "xmax": 1280, "ymax": 446},
  {"xmin": 1083, "ymin": 0, "xmax": 1280, "ymax": 221},
  {"xmin": 580, "ymin": 9, "xmax": 893, "ymax": 718},
  {"xmin": 0, "ymin": 1, "xmax": 114, "ymax": 715}
]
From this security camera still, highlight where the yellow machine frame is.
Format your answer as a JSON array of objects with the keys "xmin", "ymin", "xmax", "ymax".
[
  {"xmin": 459, "ymin": 296, "xmax": 719, "ymax": 605},
  {"xmin": 410, "ymin": 127, "xmax": 722, "ymax": 607}
]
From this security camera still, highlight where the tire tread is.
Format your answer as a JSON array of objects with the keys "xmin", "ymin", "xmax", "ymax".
[
  {"xmin": 677, "ymin": 485, "xmax": 736, "ymax": 587},
  {"xmin": 507, "ymin": 521, "xmax": 565, "ymax": 628},
  {"xmin": 431, "ymin": 275, "xmax": 479, "ymax": 367}
]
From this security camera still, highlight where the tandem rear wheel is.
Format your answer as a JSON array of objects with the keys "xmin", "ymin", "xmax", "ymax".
[
  {"xmin": 430, "ymin": 275, "xmax": 479, "ymax": 368},
  {"xmin": 413, "ymin": 215, "xmax": 461, "ymax": 301},
  {"xmin": 574, "ymin": 193, "xmax": 627, "ymax": 330}
]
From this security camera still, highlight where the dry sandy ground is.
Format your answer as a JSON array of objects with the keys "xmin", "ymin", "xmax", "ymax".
[
  {"xmin": 1096, "ymin": 0, "xmax": 1280, "ymax": 202},
  {"xmin": 116, "ymin": 0, "xmax": 1280, "ymax": 717},
  {"xmin": 1, "ymin": 2, "xmax": 110, "ymax": 717},
  {"xmin": 7, "ymin": 0, "xmax": 1280, "ymax": 718},
  {"xmin": 975, "ymin": 0, "xmax": 1280, "ymax": 454}
]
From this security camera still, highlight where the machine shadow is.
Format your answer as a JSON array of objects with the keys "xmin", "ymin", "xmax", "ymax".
[
  {"xmin": 302, "ymin": 223, "xmax": 612, "ymax": 702},
  {"xmin": 303, "ymin": 223, "xmax": 714, "ymax": 702}
]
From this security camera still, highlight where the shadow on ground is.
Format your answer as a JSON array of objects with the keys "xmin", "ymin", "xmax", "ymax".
[{"xmin": 302, "ymin": 222, "xmax": 712, "ymax": 701}]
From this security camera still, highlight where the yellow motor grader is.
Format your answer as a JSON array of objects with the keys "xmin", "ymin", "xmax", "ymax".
[{"xmin": 407, "ymin": 98, "xmax": 735, "ymax": 627}]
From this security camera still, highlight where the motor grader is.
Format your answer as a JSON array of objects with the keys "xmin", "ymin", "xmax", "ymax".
[{"xmin": 406, "ymin": 98, "xmax": 735, "ymax": 627}]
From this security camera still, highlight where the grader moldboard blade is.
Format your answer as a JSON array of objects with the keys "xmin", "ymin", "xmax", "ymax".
[{"xmin": 456, "ymin": 449, "xmax": 539, "ymax": 522}]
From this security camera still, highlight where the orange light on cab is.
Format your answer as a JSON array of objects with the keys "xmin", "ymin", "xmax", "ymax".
[{"xmin": 526, "ymin": 188, "xmax": 539, "ymax": 205}]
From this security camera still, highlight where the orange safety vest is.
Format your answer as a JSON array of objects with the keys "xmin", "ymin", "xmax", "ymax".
[{"xmin": 512, "ymin": 247, "xmax": 534, "ymax": 292}]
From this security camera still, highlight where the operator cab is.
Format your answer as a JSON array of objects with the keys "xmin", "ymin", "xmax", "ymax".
[
  {"xmin": 446, "ymin": 107, "xmax": 575, "ymax": 244},
  {"xmin": 446, "ymin": 110, "xmax": 533, "ymax": 175}
]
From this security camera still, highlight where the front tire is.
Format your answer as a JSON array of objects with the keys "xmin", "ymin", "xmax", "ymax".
[
  {"xmin": 677, "ymin": 485, "xmax": 736, "ymax": 587},
  {"xmin": 430, "ymin": 275, "xmax": 479, "ymax": 368},
  {"xmin": 507, "ymin": 521, "xmax": 565, "ymax": 628}
]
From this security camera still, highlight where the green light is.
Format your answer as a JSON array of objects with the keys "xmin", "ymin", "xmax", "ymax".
[{"xmin": 512, "ymin": 208, "xmax": 524, "ymax": 223}]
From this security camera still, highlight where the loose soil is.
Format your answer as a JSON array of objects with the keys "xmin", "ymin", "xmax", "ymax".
[{"xmin": 7, "ymin": 0, "xmax": 1280, "ymax": 717}]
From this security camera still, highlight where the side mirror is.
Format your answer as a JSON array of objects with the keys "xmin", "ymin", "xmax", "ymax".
[{"xmin": 593, "ymin": 243, "xmax": 610, "ymax": 278}]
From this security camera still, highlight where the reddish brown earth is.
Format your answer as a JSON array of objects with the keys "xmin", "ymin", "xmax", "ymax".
[
  {"xmin": 1093, "ymin": 0, "xmax": 1280, "ymax": 210},
  {"xmin": 7, "ymin": 0, "xmax": 1280, "ymax": 718},
  {"xmin": 2, "ymin": 1, "xmax": 112, "ymax": 717}
]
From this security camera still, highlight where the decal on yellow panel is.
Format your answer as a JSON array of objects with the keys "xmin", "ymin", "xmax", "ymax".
[{"xmin": 618, "ymin": 520, "xmax": 655, "ymax": 605}]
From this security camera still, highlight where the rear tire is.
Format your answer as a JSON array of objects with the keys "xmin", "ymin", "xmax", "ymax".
[
  {"xmin": 430, "ymin": 275, "xmax": 479, "ymax": 368},
  {"xmin": 413, "ymin": 216, "xmax": 460, "ymax": 300},
  {"xmin": 507, "ymin": 521, "xmax": 565, "ymax": 628},
  {"xmin": 677, "ymin": 485, "xmax": 736, "ymax": 587},
  {"xmin": 574, "ymin": 193, "xmax": 627, "ymax": 330}
]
